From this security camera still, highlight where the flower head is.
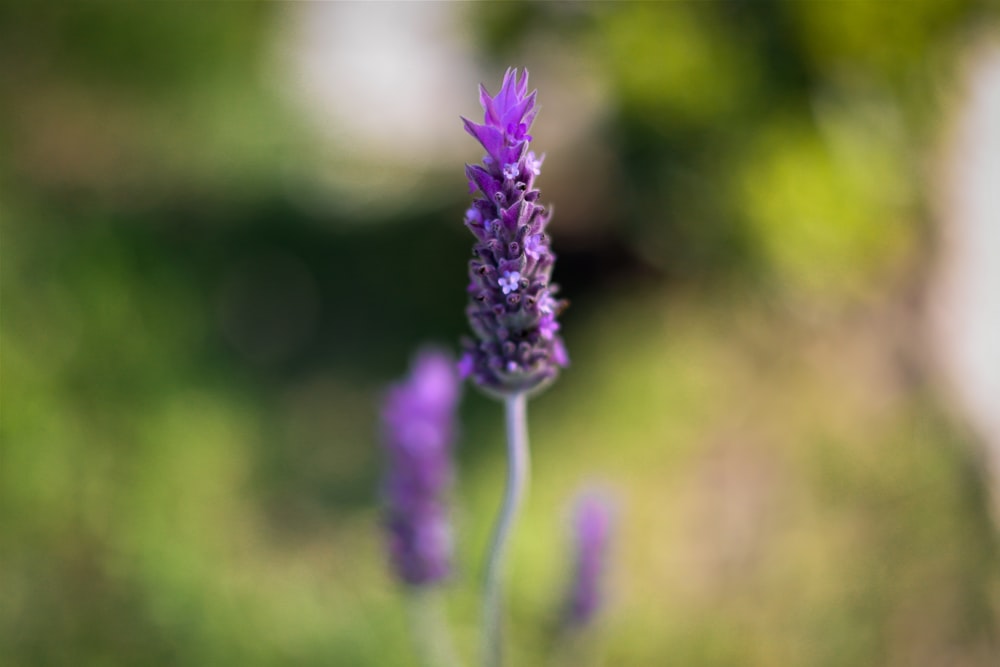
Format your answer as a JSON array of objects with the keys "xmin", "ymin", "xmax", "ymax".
[
  {"xmin": 460, "ymin": 68, "xmax": 568, "ymax": 397},
  {"xmin": 380, "ymin": 349, "xmax": 462, "ymax": 586},
  {"xmin": 564, "ymin": 491, "xmax": 614, "ymax": 628}
]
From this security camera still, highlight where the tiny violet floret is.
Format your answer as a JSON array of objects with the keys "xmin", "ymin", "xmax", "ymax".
[
  {"xmin": 460, "ymin": 67, "xmax": 568, "ymax": 398},
  {"xmin": 524, "ymin": 234, "xmax": 543, "ymax": 261},
  {"xmin": 498, "ymin": 270, "xmax": 520, "ymax": 295},
  {"xmin": 380, "ymin": 349, "xmax": 462, "ymax": 587}
]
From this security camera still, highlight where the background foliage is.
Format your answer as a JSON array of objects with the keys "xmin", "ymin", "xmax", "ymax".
[{"xmin": 2, "ymin": 2, "xmax": 998, "ymax": 665}]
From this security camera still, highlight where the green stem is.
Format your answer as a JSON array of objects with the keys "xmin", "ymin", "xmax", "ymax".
[{"xmin": 482, "ymin": 393, "xmax": 530, "ymax": 667}]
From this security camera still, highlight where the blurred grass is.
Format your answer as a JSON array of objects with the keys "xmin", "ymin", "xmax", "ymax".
[
  {"xmin": 495, "ymin": 290, "xmax": 999, "ymax": 666},
  {"xmin": 2, "ymin": 1, "xmax": 1000, "ymax": 665},
  {"xmin": 3, "ymin": 212, "xmax": 999, "ymax": 664}
]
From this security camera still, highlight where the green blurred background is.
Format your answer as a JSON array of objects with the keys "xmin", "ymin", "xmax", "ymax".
[{"xmin": 2, "ymin": 2, "xmax": 999, "ymax": 665}]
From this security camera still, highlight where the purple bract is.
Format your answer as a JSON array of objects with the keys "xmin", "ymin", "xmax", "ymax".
[
  {"xmin": 460, "ymin": 67, "xmax": 568, "ymax": 398},
  {"xmin": 380, "ymin": 349, "xmax": 461, "ymax": 586}
]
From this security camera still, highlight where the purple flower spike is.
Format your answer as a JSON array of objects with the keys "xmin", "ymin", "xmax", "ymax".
[
  {"xmin": 460, "ymin": 68, "xmax": 568, "ymax": 397},
  {"xmin": 564, "ymin": 492, "xmax": 613, "ymax": 628},
  {"xmin": 380, "ymin": 349, "xmax": 462, "ymax": 587}
]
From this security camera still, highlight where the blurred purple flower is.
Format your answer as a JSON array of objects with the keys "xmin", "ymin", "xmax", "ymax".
[
  {"xmin": 564, "ymin": 492, "xmax": 613, "ymax": 627},
  {"xmin": 460, "ymin": 68, "xmax": 568, "ymax": 398},
  {"xmin": 380, "ymin": 349, "xmax": 461, "ymax": 586}
]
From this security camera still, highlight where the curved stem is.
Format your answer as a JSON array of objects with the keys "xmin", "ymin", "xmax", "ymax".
[{"xmin": 482, "ymin": 392, "xmax": 530, "ymax": 667}]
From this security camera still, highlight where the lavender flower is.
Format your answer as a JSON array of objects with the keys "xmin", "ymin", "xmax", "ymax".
[
  {"xmin": 381, "ymin": 349, "xmax": 462, "ymax": 587},
  {"xmin": 460, "ymin": 67, "xmax": 568, "ymax": 398},
  {"xmin": 564, "ymin": 492, "xmax": 613, "ymax": 627}
]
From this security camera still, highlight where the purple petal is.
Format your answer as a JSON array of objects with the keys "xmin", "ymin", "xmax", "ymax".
[
  {"xmin": 516, "ymin": 68, "xmax": 529, "ymax": 98},
  {"xmin": 479, "ymin": 83, "xmax": 500, "ymax": 126},
  {"xmin": 501, "ymin": 90, "xmax": 537, "ymax": 130},
  {"xmin": 497, "ymin": 67, "xmax": 518, "ymax": 112},
  {"xmin": 500, "ymin": 201, "xmax": 522, "ymax": 233},
  {"xmin": 552, "ymin": 338, "xmax": 569, "ymax": 367},
  {"xmin": 523, "ymin": 105, "xmax": 539, "ymax": 130},
  {"xmin": 462, "ymin": 117, "xmax": 504, "ymax": 158},
  {"xmin": 466, "ymin": 164, "xmax": 500, "ymax": 200}
]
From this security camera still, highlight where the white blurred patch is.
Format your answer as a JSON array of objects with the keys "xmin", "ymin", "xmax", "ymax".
[
  {"xmin": 271, "ymin": 3, "xmax": 482, "ymax": 215},
  {"xmin": 929, "ymin": 38, "xmax": 1000, "ymax": 519},
  {"xmin": 277, "ymin": 2, "xmax": 478, "ymax": 164},
  {"xmin": 270, "ymin": 3, "xmax": 612, "ymax": 222}
]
